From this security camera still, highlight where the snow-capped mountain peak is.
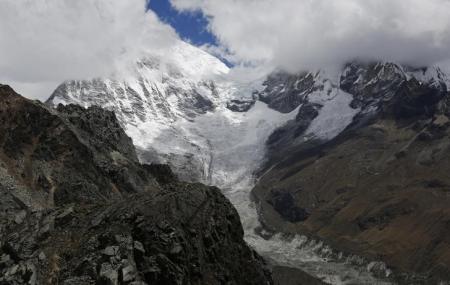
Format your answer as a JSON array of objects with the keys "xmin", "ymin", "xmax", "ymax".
[
  {"xmin": 167, "ymin": 41, "xmax": 230, "ymax": 79},
  {"xmin": 48, "ymin": 40, "xmax": 231, "ymax": 124}
]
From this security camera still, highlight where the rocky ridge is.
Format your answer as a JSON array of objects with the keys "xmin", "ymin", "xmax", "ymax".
[
  {"xmin": 260, "ymin": 62, "xmax": 449, "ymax": 164},
  {"xmin": 0, "ymin": 85, "xmax": 272, "ymax": 285}
]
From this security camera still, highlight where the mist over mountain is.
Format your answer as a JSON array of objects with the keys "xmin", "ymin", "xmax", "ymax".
[{"xmin": 171, "ymin": 0, "xmax": 450, "ymax": 72}]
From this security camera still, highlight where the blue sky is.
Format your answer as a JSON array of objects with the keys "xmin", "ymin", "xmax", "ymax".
[{"xmin": 147, "ymin": 0, "xmax": 216, "ymax": 47}]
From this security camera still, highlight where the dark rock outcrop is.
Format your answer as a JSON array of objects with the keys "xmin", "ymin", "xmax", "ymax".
[
  {"xmin": 258, "ymin": 72, "xmax": 317, "ymax": 113},
  {"xmin": 267, "ymin": 190, "xmax": 310, "ymax": 223},
  {"xmin": 0, "ymin": 85, "xmax": 272, "ymax": 285},
  {"xmin": 226, "ymin": 99, "xmax": 256, "ymax": 112}
]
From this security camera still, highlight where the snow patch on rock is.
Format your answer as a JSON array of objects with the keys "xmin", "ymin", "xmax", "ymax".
[{"xmin": 305, "ymin": 88, "xmax": 360, "ymax": 140}]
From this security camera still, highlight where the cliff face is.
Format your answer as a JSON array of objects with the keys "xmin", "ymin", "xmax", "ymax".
[
  {"xmin": 0, "ymin": 85, "xmax": 272, "ymax": 285},
  {"xmin": 252, "ymin": 65, "xmax": 450, "ymax": 283},
  {"xmin": 0, "ymin": 84, "xmax": 160, "ymax": 208}
]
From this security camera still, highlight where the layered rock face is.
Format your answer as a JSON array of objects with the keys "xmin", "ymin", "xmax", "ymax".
[
  {"xmin": 253, "ymin": 63, "xmax": 450, "ymax": 283},
  {"xmin": 0, "ymin": 85, "xmax": 272, "ymax": 285}
]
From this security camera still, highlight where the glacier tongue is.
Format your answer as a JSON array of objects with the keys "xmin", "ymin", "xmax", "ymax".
[
  {"xmin": 183, "ymin": 102, "xmax": 297, "ymax": 187},
  {"xmin": 165, "ymin": 101, "xmax": 393, "ymax": 285}
]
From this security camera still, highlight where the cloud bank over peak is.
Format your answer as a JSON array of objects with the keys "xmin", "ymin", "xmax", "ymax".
[
  {"xmin": 171, "ymin": 0, "xmax": 450, "ymax": 73},
  {"xmin": 0, "ymin": 0, "xmax": 179, "ymax": 99},
  {"xmin": 2, "ymin": 0, "xmax": 450, "ymax": 99}
]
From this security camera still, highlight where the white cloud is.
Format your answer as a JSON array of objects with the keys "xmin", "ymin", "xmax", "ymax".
[
  {"xmin": 0, "ymin": 0, "xmax": 179, "ymax": 100},
  {"xmin": 171, "ymin": 0, "xmax": 450, "ymax": 73},
  {"xmin": 3, "ymin": 0, "xmax": 450, "ymax": 100}
]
